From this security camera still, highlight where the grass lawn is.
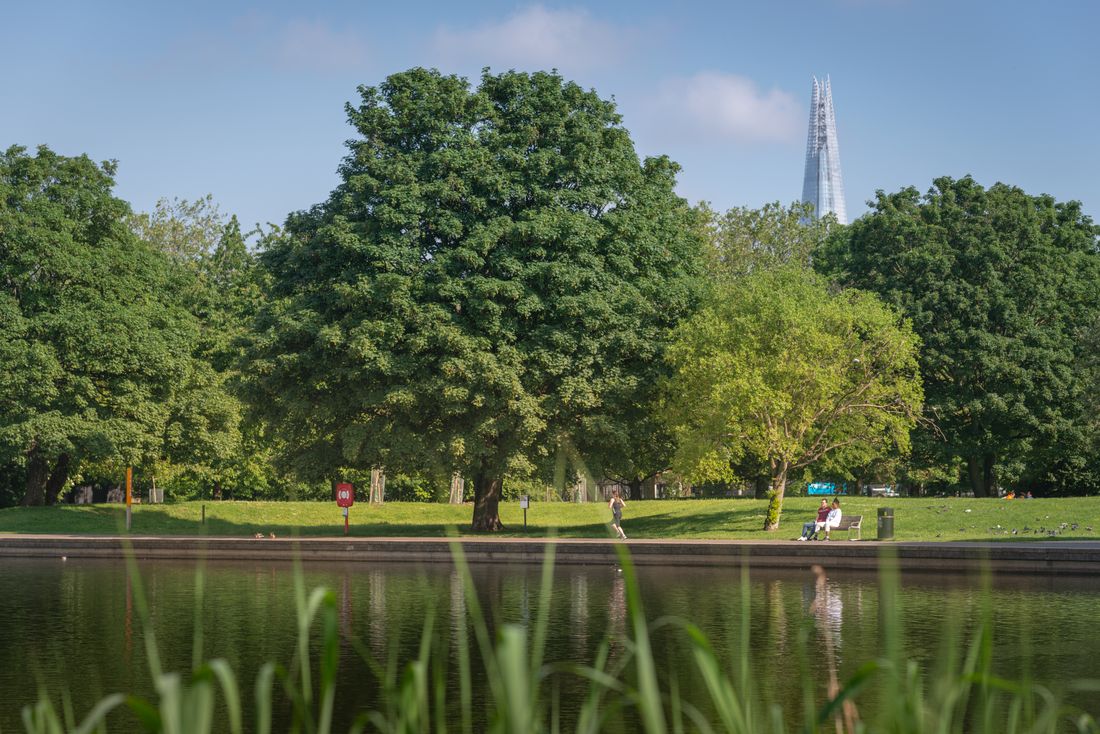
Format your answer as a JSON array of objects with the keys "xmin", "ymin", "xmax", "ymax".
[{"xmin": 1, "ymin": 496, "xmax": 1099, "ymax": 541}]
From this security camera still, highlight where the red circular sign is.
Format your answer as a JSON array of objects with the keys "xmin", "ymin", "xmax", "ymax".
[{"xmin": 336, "ymin": 482, "xmax": 355, "ymax": 507}]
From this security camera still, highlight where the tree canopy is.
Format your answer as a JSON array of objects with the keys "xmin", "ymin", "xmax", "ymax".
[
  {"xmin": 0, "ymin": 146, "xmax": 232, "ymax": 504},
  {"xmin": 817, "ymin": 176, "xmax": 1100, "ymax": 496},
  {"xmin": 664, "ymin": 266, "xmax": 923, "ymax": 529},
  {"xmin": 700, "ymin": 199, "xmax": 836, "ymax": 279},
  {"xmin": 246, "ymin": 67, "xmax": 704, "ymax": 529}
]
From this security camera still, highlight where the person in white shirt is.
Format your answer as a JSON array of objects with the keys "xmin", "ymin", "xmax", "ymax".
[{"xmin": 814, "ymin": 498, "xmax": 842, "ymax": 541}]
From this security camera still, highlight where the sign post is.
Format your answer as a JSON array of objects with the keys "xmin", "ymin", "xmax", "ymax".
[
  {"xmin": 125, "ymin": 467, "xmax": 133, "ymax": 531},
  {"xmin": 520, "ymin": 495, "xmax": 529, "ymax": 530},
  {"xmin": 336, "ymin": 483, "xmax": 355, "ymax": 535}
]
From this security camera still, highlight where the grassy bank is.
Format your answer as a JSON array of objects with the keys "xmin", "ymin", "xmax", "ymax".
[{"xmin": 2, "ymin": 497, "xmax": 1099, "ymax": 541}]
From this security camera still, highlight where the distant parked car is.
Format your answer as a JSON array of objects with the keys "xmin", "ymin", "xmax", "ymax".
[{"xmin": 868, "ymin": 484, "xmax": 898, "ymax": 498}]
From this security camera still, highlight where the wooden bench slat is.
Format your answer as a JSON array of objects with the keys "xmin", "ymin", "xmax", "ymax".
[{"xmin": 824, "ymin": 515, "xmax": 862, "ymax": 540}]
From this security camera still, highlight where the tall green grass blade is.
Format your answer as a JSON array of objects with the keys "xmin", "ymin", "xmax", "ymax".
[
  {"xmin": 814, "ymin": 660, "xmax": 878, "ymax": 729},
  {"xmin": 22, "ymin": 696, "xmax": 63, "ymax": 734},
  {"xmin": 122, "ymin": 696, "xmax": 160, "ymax": 731},
  {"xmin": 205, "ymin": 659, "xmax": 243, "ymax": 734},
  {"xmin": 60, "ymin": 690, "xmax": 75, "ymax": 733},
  {"xmin": 497, "ymin": 625, "xmax": 534, "ymax": 733},
  {"xmin": 448, "ymin": 539, "xmax": 506, "ymax": 722},
  {"xmin": 292, "ymin": 552, "xmax": 313, "ymax": 709},
  {"xmin": 572, "ymin": 638, "xmax": 615, "ymax": 734},
  {"xmin": 683, "ymin": 622, "xmax": 747, "ymax": 732},
  {"xmin": 311, "ymin": 587, "xmax": 339, "ymax": 734},
  {"xmin": 154, "ymin": 671, "xmax": 183, "ymax": 734},
  {"xmin": 529, "ymin": 540, "xmax": 557, "ymax": 684},
  {"xmin": 615, "ymin": 544, "xmax": 666, "ymax": 734},
  {"xmin": 254, "ymin": 662, "xmax": 276, "ymax": 734},
  {"xmin": 66, "ymin": 693, "xmax": 125, "ymax": 734},
  {"xmin": 119, "ymin": 541, "xmax": 163, "ymax": 681},
  {"xmin": 180, "ymin": 678, "xmax": 214, "ymax": 734}
]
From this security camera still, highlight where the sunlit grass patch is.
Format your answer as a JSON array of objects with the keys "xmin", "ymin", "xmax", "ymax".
[{"xmin": 2, "ymin": 497, "xmax": 1100, "ymax": 542}]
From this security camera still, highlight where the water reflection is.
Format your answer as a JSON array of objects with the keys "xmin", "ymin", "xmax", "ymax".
[
  {"xmin": 808, "ymin": 565, "xmax": 858, "ymax": 730},
  {"xmin": 367, "ymin": 568, "xmax": 386, "ymax": 661},
  {"xmin": 0, "ymin": 558, "xmax": 1098, "ymax": 731}
]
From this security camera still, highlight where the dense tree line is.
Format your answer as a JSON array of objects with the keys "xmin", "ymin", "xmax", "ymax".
[
  {"xmin": 3, "ymin": 69, "xmax": 1099, "ymax": 527},
  {"xmin": 817, "ymin": 177, "xmax": 1100, "ymax": 497}
]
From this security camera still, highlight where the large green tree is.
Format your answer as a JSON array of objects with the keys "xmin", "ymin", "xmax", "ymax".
[
  {"xmin": 664, "ymin": 267, "xmax": 923, "ymax": 530},
  {"xmin": 818, "ymin": 176, "xmax": 1100, "ymax": 496},
  {"xmin": 131, "ymin": 199, "xmax": 274, "ymax": 498},
  {"xmin": 0, "ymin": 146, "xmax": 223, "ymax": 505},
  {"xmin": 247, "ymin": 68, "xmax": 703, "ymax": 530},
  {"xmin": 696, "ymin": 199, "xmax": 839, "ymax": 498}
]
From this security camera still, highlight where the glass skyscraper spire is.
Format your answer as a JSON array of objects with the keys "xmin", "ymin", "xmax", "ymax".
[{"xmin": 801, "ymin": 76, "xmax": 847, "ymax": 224}]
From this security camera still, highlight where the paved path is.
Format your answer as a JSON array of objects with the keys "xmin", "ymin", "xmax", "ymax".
[{"xmin": 2, "ymin": 534, "xmax": 1099, "ymax": 575}]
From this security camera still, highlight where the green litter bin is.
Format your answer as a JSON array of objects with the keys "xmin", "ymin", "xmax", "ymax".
[{"xmin": 877, "ymin": 507, "xmax": 894, "ymax": 540}]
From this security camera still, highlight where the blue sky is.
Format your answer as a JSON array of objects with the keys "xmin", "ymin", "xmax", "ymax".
[{"xmin": 4, "ymin": 0, "xmax": 1098, "ymax": 231}]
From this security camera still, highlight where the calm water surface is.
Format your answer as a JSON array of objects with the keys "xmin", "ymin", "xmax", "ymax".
[{"xmin": 1, "ymin": 556, "xmax": 1098, "ymax": 730}]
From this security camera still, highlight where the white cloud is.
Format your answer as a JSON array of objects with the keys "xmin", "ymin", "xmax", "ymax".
[
  {"xmin": 278, "ymin": 19, "xmax": 369, "ymax": 71},
  {"xmin": 651, "ymin": 72, "xmax": 802, "ymax": 144},
  {"xmin": 433, "ymin": 5, "xmax": 629, "ymax": 72}
]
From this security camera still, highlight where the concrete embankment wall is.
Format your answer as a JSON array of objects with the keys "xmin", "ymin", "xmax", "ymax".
[{"xmin": 1, "ymin": 535, "xmax": 1098, "ymax": 576}]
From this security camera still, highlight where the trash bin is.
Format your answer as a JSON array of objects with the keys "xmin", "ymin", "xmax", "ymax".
[{"xmin": 877, "ymin": 507, "xmax": 894, "ymax": 541}]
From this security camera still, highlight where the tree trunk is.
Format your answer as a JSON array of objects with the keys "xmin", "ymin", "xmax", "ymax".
[
  {"xmin": 21, "ymin": 451, "xmax": 49, "ymax": 507},
  {"xmin": 763, "ymin": 465, "xmax": 788, "ymax": 531},
  {"xmin": 967, "ymin": 454, "xmax": 996, "ymax": 497},
  {"xmin": 44, "ymin": 453, "xmax": 71, "ymax": 505},
  {"xmin": 471, "ymin": 471, "xmax": 504, "ymax": 532},
  {"xmin": 628, "ymin": 479, "xmax": 642, "ymax": 501}
]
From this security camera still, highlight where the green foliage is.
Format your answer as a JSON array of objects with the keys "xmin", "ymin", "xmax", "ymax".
[
  {"xmin": 501, "ymin": 473, "xmax": 558, "ymax": 502},
  {"xmin": 383, "ymin": 472, "xmax": 448, "ymax": 502},
  {"xmin": 664, "ymin": 266, "xmax": 923, "ymax": 529},
  {"xmin": 129, "ymin": 197, "xmax": 283, "ymax": 501},
  {"xmin": 129, "ymin": 195, "xmax": 227, "ymax": 263},
  {"xmin": 246, "ymin": 68, "xmax": 703, "ymax": 530},
  {"xmin": 0, "ymin": 146, "xmax": 233, "ymax": 506},
  {"xmin": 819, "ymin": 176, "xmax": 1100, "ymax": 496},
  {"xmin": 700, "ymin": 199, "xmax": 837, "ymax": 278},
  {"xmin": 0, "ymin": 460, "xmax": 23, "ymax": 506}
]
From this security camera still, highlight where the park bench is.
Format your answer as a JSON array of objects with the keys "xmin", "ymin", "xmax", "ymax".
[{"xmin": 821, "ymin": 515, "xmax": 862, "ymax": 541}]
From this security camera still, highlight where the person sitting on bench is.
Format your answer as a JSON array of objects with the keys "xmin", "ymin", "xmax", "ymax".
[
  {"xmin": 814, "ymin": 499, "xmax": 842, "ymax": 540},
  {"xmin": 798, "ymin": 499, "xmax": 830, "ymax": 540}
]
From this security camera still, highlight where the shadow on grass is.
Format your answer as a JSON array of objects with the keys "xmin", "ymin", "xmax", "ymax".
[
  {"xmin": 0, "ymin": 503, "xmax": 770, "ymax": 539},
  {"xmin": 2, "ymin": 502, "xmax": 1099, "ymax": 542}
]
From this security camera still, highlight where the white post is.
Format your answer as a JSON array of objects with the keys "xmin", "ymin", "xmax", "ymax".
[
  {"xmin": 449, "ymin": 473, "xmax": 464, "ymax": 504},
  {"xmin": 370, "ymin": 468, "xmax": 386, "ymax": 504}
]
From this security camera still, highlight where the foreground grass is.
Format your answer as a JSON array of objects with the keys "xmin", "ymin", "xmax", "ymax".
[{"xmin": 2, "ymin": 497, "xmax": 1099, "ymax": 541}]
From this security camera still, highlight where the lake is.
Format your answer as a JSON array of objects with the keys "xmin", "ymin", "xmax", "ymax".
[{"xmin": 1, "ymin": 556, "xmax": 1097, "ymax": 731}]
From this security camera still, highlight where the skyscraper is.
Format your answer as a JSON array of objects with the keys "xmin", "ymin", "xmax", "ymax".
[{"xmin": 801, "ymin": 76, "xmax": 847, "ymax": 224}]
